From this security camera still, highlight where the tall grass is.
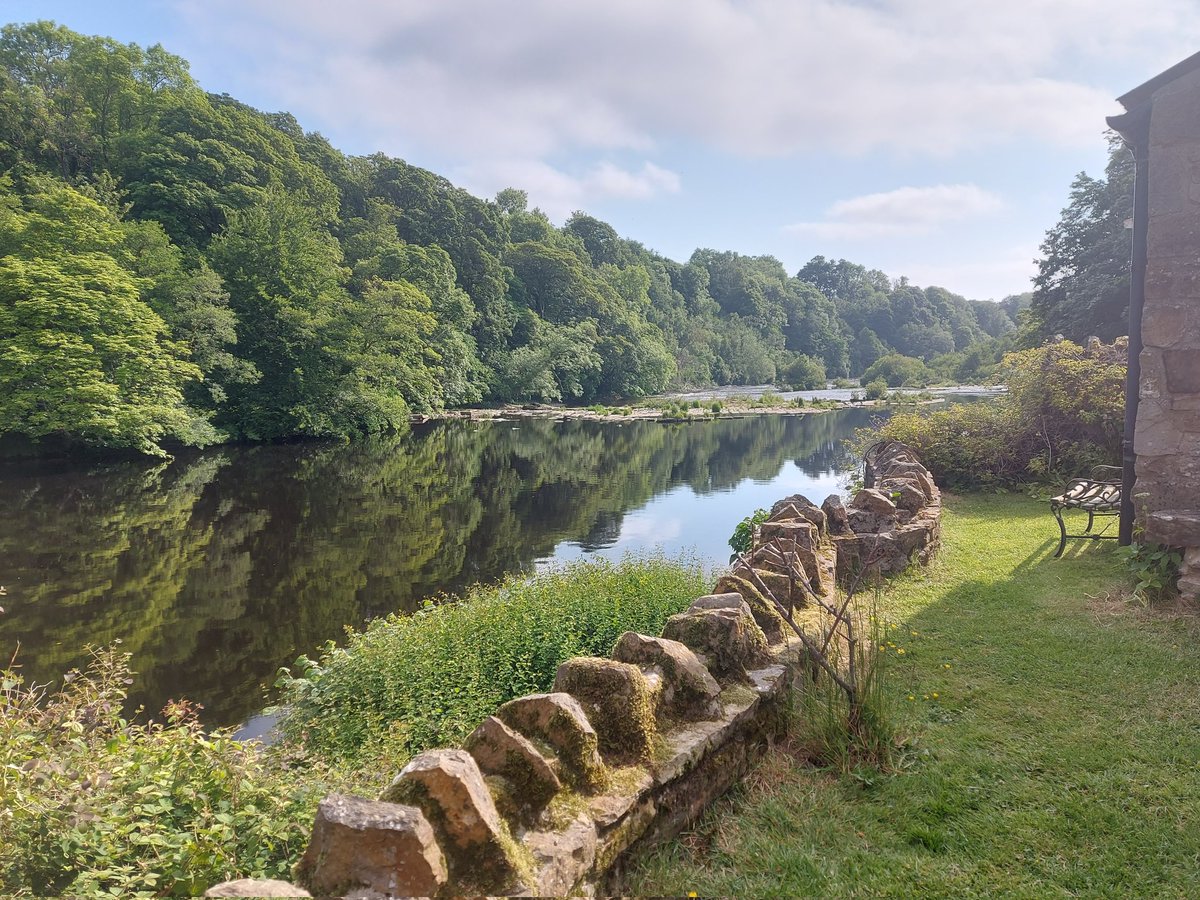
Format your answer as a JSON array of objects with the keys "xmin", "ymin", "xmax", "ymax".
[{"xmin": 276, "ymin": 554, "xmax": 709, "ymax": 764}]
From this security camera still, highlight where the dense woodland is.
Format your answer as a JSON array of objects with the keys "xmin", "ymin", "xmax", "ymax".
[{"xmin": 0, "ymin": 23, "xmax": 1085, "ymax": 455}]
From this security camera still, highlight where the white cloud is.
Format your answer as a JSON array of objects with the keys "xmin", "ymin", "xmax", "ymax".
[
  {"xmin": 892, "ymin": 244, "xmax": 1041, "ymax": 301},
  {"xmin": 787, "ymin": 184, "xmax": 1005, "ymax": 240},
  {"xmin": 453, "ymin": 159, "xmax": 681, "ymax": 220},
  {"xmin": 174, "ymin": 0, "xmax": 1200, "ymax": 162}
]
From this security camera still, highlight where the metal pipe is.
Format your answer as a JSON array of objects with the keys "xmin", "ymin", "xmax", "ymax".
[{"xmin": 1112, "ymin": 109, "xmax": 1151, "ymax": 545}]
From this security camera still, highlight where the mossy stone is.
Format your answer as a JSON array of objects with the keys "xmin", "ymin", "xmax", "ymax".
[{"xmin": 553, "ymin": 657, "xmax": 658, "ymax": 765}]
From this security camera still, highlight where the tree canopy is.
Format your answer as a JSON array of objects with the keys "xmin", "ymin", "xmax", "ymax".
[{"xmin": 0, "ymin": 21, "xmax": 1023, "ymax": 454}]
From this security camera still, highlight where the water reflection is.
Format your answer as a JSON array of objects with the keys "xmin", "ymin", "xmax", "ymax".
[{"xmin": 0, "ymin": 409, "xmax": 880, "ymax": 727}]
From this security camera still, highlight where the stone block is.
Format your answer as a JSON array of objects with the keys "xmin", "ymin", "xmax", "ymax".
[
  {"xmin": 1148, "ymin": 211, "xmax": 1200, "ymax": 261},
  {"xmin": 851, "ymin": 488, "xmax": 897, "ymax": 516},
  {"xmin": 822, "ymin": 494, "xmax": 850, "ymax": 534},
  {"xmin": 1135, "ymin": 399, "xmax": 1184, "ymax": 456},
  {"xmin": 295, "ymin": 794, "xmax": 447, "ymax": 898},
  {"xmin": 205, "ymin": 880, "xmax": 310, "ymax": 897},
  {"xmin": 767, "ymin": 494, "xmax": 827, "ymax": 533},
  {"xmin": 1164, "ymin": 348, "xmax": 1200, "ymax": 393},
  {"xmin": 1146, "ymin": 143, "xmax": 1200, "ymax": 219},
  {"xmin": 758, "ymin": 517, "xmax": 820, "ymax": 549},
  {"xmin": 379, "ymin": 749, "xmax": 518, "ymax": 890},
  {"xmin": 689, "ymin": 592, "xmax": 751, "ymax": 616},
  {"xmin": 465, "ymin": 715, "xmax": 561, "ymax": 822},
  {"xmin": 661, "ymin": 608, "xmax": 770, "ymax": 682},
  {"xmin": 1143, "ymin": 304, "xmax": 1191, "ymax": 351},
  {"xmin": 611, "ymin": 632, "xmax": 721, "ymax": 721},
  {"xmin": 523, "ymin": 814, "xmax": 597, "ymax": 897},
  {"xmin": 879, "ymin": 479, "xmax": 926, "ymax": 513},
  {"xmin": 1145, "ymin": 258, "xmax": 1200, "ymax": 306},
  {"xmin": 496, "ymin": 693, "xmax": 607, "ymax": 792},
  {"xmin": 847, "ymin": 507, "xmax": 896, "ymax": 534},
  {"xmin": 553, "ymin": 658, "xmax": 658, "ymax": 764},
  {"xmin": 1144, "ymin": 509, "xmax": 1200, "ymax": 547},
  {"xmin": 711, "ymin": 574, "xmax": 787, "ymax": 641}
]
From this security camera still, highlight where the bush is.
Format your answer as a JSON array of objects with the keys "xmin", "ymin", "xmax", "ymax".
[
  {"xmin": 860, "ymin": 354, "xmax": 932, "ymax": 388},
  {"xmin": 867, "ymin": 340, "xmax": 1125, "ymax": 488},
  {"xmin": 781, "ymin": 353, "xmax": 827, "ymax": 391},
  {"xmin": 276, "ymin": 556, "xmax": 708, "ymax": 764},
  {"xmin": 728, "ymin": 508, "xmax": 769, "ymax": 560},
  {"xmin": 864, "ymin": 379, "xmax": 889, "ymax": 401},
  {"xmin": 0, "ymin": 648, "xmax": 321, "ymax": 897}
]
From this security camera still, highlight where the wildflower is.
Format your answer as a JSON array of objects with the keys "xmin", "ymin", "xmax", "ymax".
[
  {"xmin": 907, "ymin": 695, "xmax": 915, "ymax": 701},
  {"xmin": 879, "ymin": 644, "xmax": 887, "ymax": 650},
  {"xmin": 931, "ymin": 692, "xmax": 939, "ymax": 699},
  {"xmin": 911, "ymin": 630, "xmax": 919, "ymax": 636},
  {"xmin": 943, "ymin": 663, "xmax": 951, "ymax": 669},
  {"xmin": 896, "ymin": 648, "xmax": 906, "ymax": 655},
  {"xmin": 923, "ymin": 694, "xmax": 930, "ymax": 700}
]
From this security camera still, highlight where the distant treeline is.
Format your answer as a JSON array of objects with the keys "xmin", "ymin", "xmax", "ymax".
[{"xmin": 0, "ymin": 22, "xmax": 1027, "ymax": 454}]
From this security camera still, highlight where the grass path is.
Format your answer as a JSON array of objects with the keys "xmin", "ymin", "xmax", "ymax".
[{"xmin": 629, "ymin": 494, "xmax": 1200, "ymax": 898}]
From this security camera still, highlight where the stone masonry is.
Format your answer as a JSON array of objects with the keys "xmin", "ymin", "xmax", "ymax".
[{"xmin": 1116, "ymin": 56, "xmax": 1200, "ymax": 598}]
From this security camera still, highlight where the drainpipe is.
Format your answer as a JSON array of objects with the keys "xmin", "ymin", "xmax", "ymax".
[{"xmin": 1107, "ymin": 103, "xmax": 1152, "ymax": 545}]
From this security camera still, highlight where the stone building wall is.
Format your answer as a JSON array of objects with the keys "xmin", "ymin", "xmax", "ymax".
[{"xmin": 1131, "ymin": 64, "xmax": 1200, "ymax": 597}]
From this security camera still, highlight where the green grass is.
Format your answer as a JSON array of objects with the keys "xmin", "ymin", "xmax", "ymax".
[{"xmin": 629, "ymin": 494, "xmax": 1200, "ymax": 898}]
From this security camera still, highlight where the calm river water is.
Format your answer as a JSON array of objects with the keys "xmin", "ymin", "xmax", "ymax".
[{"xmin": 1, "ymin": 409, "xmax": 887, "ymax": 729}]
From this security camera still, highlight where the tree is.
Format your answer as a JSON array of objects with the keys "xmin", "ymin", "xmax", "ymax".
[
  {"xmin": 1028, "ymin": 137, "xmax": 1133, "ymax": 344},
  {"xmin": 0, "ymin": 173, "xmax": 205, "ymax": 453}
]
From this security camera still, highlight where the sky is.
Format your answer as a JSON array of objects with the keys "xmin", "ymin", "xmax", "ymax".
[{"xmin": 6, "ymin": 0, "xmax": 1200, "ymax": 301}]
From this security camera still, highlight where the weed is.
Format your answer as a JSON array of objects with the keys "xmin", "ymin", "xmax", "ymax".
[
  {"xmin": 1116, "ymin": 540, "xmax": 1182, "ymax": 606},
  {"xmin": 276, "ymin": 555, "xmax": 708, "ymax": 767}
]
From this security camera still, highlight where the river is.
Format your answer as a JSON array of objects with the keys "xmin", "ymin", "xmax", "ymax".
[{"xmin": 0, "ymin": 408, "xmax": 890, "ymax": 731}]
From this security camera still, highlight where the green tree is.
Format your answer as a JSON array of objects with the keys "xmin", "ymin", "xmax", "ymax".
[
  {"xmin": 1028, "ymin": 138, "xmax": 1133, "ymax": 343},
  {"xmin": 0, "ymin": 173, "xmax": 205, "ymax": 453}
]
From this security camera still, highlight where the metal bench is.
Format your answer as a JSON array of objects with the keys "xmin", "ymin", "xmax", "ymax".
[{"xmin": 1050, "ymin": 465, "xmax": 1122, "ymax": 558}]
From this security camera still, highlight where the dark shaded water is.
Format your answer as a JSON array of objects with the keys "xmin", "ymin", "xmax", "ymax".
[{"xmin": 0, "ymin": 410, "xmax": 881, "ymax": 729}]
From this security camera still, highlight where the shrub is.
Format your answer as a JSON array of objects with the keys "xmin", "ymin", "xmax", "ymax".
[
  {"xmin": 861, "ymin": 354, "xmax": 932, "ymax": 388},
  {"xmin": 867, "ymin": 339, "xmax": 1125, "ymax": 488},
  {"xmin": 727, "ymin": 508, "xmax": 769, "ymax": 560},
  {"xmin": 276, "ymin": 555, "xmax": 708, "ymax": 764},
  {"xmin": 781, "ymin": 353, "xmax": 827, "ymax": 391},
  {"xmin": 0, "ymin": 648, "xmax": 321, "ymax": 897},
  {"xmin": 864, "ymin": 379, "xmax": 889, "ymax": 401}
]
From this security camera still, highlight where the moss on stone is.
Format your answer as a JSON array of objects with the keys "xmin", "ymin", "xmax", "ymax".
[
  {"xmin": 715, "ymin": 574, "xmax": 787, "ymax": 643},
  {"xmin": 554, "ymin": 658, "xmax": 659, "ymax": 766},
  {"xmin": 548, "ymin": 707, "xmax": 608, "ymax": 793}
]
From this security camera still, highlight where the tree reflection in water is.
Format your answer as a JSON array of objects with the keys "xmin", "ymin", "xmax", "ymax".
[{"xmin": 0, "ymin": 409, "xmax": 878, "ymax": 727}]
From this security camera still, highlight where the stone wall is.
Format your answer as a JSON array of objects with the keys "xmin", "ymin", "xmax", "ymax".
[
  {"xmin": 206, "ymin": 443, "xmax": 941, "ymax": 899},
  {"xmin": 1133, "ymin": 64, "xmax": 1200, "ymax": 598}
]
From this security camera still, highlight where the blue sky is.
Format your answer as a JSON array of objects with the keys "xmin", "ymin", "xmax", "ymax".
[{"xmin": 7, "ymin": 0, "xmax": 1200, "ymax": 301}]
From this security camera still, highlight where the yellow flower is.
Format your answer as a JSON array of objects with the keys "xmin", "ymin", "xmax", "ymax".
[
  {"xmin": 923, "ymin": 694, "xmax": 930, "ymax": 700},
  {"xmin": 943, "ymin": 663, "xmax": 952, "ymax": 669},
  {"xmin": 911, "ymin": 630, "xmax": 919, "ymax": 636},
  {"xmin": 688, "ymin": 893, "xmax": 698, "ymax": 898},
  {"xmin": 907, "ymin": 695, "xmax": 915, "ymax": 701},
  {"xmin": 896, "ymin": 648, "xmax": 906, "ymax": 655},
  {"xmin": 932, "ymin": 692, "xmax": 939, "ymax": 699},
  {"xmin": 879, "ymin": 644, "xmax": 887, "ymax": 650}
]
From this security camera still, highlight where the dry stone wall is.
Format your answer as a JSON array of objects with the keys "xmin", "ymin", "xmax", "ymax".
[{"xmin": 206, "ymin": 442, "xmax": 941, "ymax": 899}]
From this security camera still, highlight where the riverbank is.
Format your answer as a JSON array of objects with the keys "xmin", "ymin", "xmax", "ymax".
[{"xmin": 626, "ymin": 493, "xmax": 1200, "ymax": 897}]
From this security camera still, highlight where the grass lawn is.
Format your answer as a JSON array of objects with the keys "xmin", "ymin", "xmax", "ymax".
[{"xmin": 629, "ymin": 493, "xmax": 1200, "ymax": 898}]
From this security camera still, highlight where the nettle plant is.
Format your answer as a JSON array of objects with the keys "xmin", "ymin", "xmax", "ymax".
[{"xmin": 1117, "ymin": 541, "xmax": 1183, "ymax": 605}]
